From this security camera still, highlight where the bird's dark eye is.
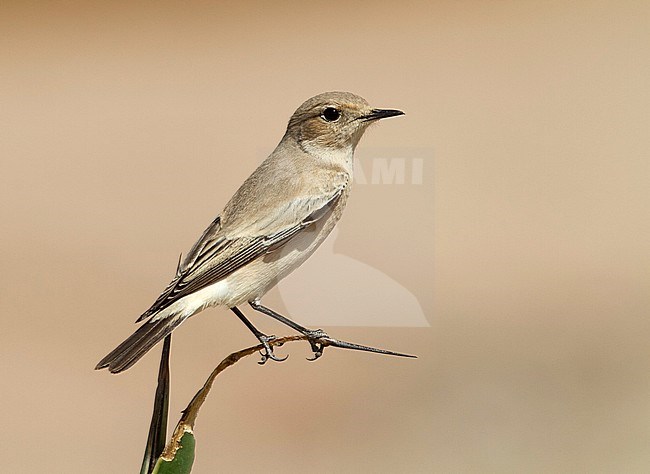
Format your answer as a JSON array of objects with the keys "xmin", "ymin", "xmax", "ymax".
[{"xmin": 321, "ymin": 107, "xmax": 341, "ymax": 122}]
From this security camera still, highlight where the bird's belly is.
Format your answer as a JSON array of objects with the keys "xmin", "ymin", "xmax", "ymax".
[
  {"xmin": 150, "ymin": 278, "xmax": 231, "ymax": 321},
  {"xmin": 219, "ymin": 195, "xmax": 347, "ymax": 307}
]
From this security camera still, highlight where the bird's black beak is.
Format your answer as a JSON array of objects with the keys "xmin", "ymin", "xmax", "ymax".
[{"xmin": 359, "ymin": 108, "xmax": 405, "ymax": 122}]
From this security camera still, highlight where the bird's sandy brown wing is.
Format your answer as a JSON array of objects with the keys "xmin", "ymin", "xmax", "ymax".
[{"xmin": 137, "ymin": 188, "xmax": 344, "ymax": 320}]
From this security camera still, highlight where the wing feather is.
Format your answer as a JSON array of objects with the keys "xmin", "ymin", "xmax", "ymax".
[{"xmin": 137, "ymin": 188, "xmax": 344, "ymax": 320}]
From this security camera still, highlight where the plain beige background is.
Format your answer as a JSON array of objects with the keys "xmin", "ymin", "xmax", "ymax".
[{"xmin": 1, "ymin": 1, "xmax": 649, "ymax": 472}]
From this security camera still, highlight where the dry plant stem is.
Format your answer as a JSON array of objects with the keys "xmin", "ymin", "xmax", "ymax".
[{"xmin": 160, "ymin": 334, "xmax": 415, "ymax": 460}]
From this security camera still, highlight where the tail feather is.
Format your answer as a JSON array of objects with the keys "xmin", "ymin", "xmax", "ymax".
[{"xmin": 95, "ymin": 315, "xmax": 186, "ymax": 374}]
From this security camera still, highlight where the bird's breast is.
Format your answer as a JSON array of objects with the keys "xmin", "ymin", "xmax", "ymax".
[{"xmin": 219, "ymin": 186, "xmax": 350, "ymax": 306}]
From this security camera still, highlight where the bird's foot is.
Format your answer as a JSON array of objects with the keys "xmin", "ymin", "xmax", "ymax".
[
  {"xmin": 257, "ymin": 334, "xmax": 288, "ymax": 365},
  {"xmin": 303, "ymin": 329, "xmax": 329, "ymax": 361}
]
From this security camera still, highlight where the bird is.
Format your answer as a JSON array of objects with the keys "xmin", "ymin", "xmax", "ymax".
[{"xmin": 96, "ymin": 91, "xmax": 405, "ymax": 373}]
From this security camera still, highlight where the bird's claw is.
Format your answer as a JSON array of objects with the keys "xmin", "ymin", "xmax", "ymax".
[
  {"xmin": 304, "ymin": 329, "xmax": 329, "ymax": 362},
  {"xmin": 306, "ymin": 347, "xmax": 323, "ymax": 361},
  {"xmin": 257, "ymin": 334, "xmax": 288, "ymax": 365}
]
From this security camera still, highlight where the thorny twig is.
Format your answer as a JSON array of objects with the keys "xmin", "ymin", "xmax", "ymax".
[{"xmin": 160, "ymin": 334, "xmax": 416, "ymax": 460}]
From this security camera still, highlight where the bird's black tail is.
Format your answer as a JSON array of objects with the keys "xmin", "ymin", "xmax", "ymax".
[{"xmin": 95, "ymin": 315, "xmax": 186, "ymax": 374}]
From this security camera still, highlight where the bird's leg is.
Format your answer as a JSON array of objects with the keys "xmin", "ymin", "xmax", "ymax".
[
  {"xmin": 230, "ymin": 306, "xmax": 288, "ymax": 365},
  {"xmin": 249, "ymin": 300, "xmax": 329, "ymax": 361}
]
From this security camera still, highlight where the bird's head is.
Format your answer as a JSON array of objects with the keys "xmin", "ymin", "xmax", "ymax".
[{"xmin": 285, "ymin": 91, "xmax": 404, "ymax": 152}]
